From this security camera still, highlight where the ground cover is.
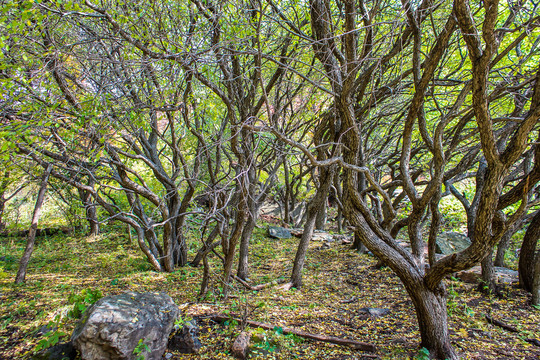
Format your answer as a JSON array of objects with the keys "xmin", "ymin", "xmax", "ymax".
[{"xmin": 0, "ymin": 226, "xmax": 538, "ymax": 359}]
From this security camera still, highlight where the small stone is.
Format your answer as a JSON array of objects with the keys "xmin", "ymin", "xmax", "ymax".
[
  {"xmin": 165, "ymin": 353, "xmax": 173, "ymax": 359},
  {"xmin": 358, "ymin": 307, "xmax": 390, "ymax": 317},
  {"xmin": 231, "ymin": 332, "xmax": 251, "ymax": 359}
]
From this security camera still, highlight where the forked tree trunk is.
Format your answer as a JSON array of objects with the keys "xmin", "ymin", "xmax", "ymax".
[
  {"xmin": 222, "ymin": 208, "xmax": 246, "ymax": 298},
  {"xmin": 15, "ymin": 164, "xmax": 53, "ymax": 284},
  {"xmin": 408, "ymin": 283, "xmax": 458, "ymax": 360}
]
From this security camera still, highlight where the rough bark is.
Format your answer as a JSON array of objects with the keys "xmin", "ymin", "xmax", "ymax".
[
  {"xmin": 15, "ymin": 164, "xmax": 53, "ymax": 284},
  {"xmin": 78, "ymin": 184, "xmax": 99, "ymax": 236},
  {"xmin": 519, "ymin": 211, "xmax": 540, "ymax": 291},
  {"xmin": 480, "ymin": 250, "xmax": 497, "ymax": 294},
  {"xmin": 409, "ymin": 284, "xmax": 458, "ymax": 360},
  {"xmin": 532, "ymin": 251, "xmax": 540, "ymax": 306},
  {"xmin": 236, "ymin": 214, "xmax": 257, "ymax": 280}
]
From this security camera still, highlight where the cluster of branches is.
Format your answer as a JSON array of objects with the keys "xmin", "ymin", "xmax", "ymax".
[{"xmin": 1, "ymin": 0, "xmax": 539, "ymax": 358}]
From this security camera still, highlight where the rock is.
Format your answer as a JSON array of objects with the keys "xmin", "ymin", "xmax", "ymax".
[
  {"xmin": 455, "ymin": 266, "xmax": 519, "ymax": 284},
  {"xmin": 436, "ymin": 232, "xmax": 471, "ymax": 255},
  {"xmin": 268, "ymin": 226, "xmax": 291, "ymax": 239},
  {"xmin": 457, "ymin": 270, "xmax": 481, "ymax": 284},
  {"xmin": 71, "ymin": 292, "xmax": 179, "ymax": 360},
  {"xmin": 259, "ymin": 202, "xmax": 281, "ymax": 216},
  {"xmin": 312, "ymin": 231, "xmax": 334, "ymax": 242},
  {"xmin": 494, "ymin": 266, "xmax": 519, "ymax": 284},
  {"xmin": 318, "ymin": 242, "xmax": 331, "ymax": 250},
  {"xmin": 289, "ymin": 228, "xmax": 303, "ymax": 237},
  {"xmin": 168, "ymin": 321, "xmax": 201, "ymax": 354},
  {"xmin": 231, "ymin": 332, "xmax": 251, "ymax": 359},
  {"xmin": 358, "ymin": 308, "xmax": 390, "ymax": 317},
  {"xmin": 32, "ymin": 341, "xmax": 77, "ymax": 360}
]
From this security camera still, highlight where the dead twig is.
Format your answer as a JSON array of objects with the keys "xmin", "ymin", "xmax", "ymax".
[{"xmin": 485, "ymin": 315, "xmax": 519, "ymax": 332}]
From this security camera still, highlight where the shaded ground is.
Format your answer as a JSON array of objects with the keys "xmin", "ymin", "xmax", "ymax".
[{"xmin": 0, "ymin": 226, "xmax": 538, "ymax": 359}]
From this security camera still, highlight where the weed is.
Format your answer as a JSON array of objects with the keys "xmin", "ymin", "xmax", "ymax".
[
  {"xmin": 414, "ymin": 347, "xmax": 431, "ymax": 360},
  {"xmin": 133, "ymin": 338, "xmax": 150, "ymax": 360},
  {"xmin": 67, "ymin": 289, "xmax": 103, "ymax": 319}
]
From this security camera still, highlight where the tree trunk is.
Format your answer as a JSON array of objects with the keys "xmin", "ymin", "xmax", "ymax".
[
  {"xmin": 532, "ymin": 251, "xmax": 540, "ymax": 306},
  {"xmin": 222, "ymin": 208, "xmax": 246, "ymax": 298},
  {"xmin": 290, "ymin": 166, "xmax": 335, "ymax": 288},
  {"xmin": 0, "ymin": 197, "xmax": 5, "ymax": 232},
  {"xmin": 191, "ymin": 225, "xmax": 220, "ymax": 267},
  {"xmin": 494, "ymin": 228, "xmax": 512, "ymax": 267},
  {"xmin": 315, "ymin": 200, "xmax": 327, "ymax": 230},
  {"xmin": 350, "ymin": 231, "xmax": 367, "ymax": 253},
  {"xmin": 480, "ymin": 249, "xmax": 497, "ymax": 294},
  {"xmin": 519, "ymin": 211, "xmax": 540, "ymax": 291},
  {"xmin": 78, "ymin": 186, "xmax": 99, "ymax": 236},
  {"xmin": 290, "ymin": 207, "xmax": 318, "ymax": 288},
  {"xmin": 237, "ymin": 215, "xmax": 257, "ymax": 280},
  {"xmin": 409, "ymin": 284, "xmax": 458, "ymax": 360},
  {"xmin": 15, "ymin": 164, "xmax": 53, "ymax": 284}
]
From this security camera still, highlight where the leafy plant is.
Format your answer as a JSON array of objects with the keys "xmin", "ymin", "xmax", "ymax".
[
  {"xmin": 133, "ymin": 339, "xmax": 150, "ymax": 360},
  {"xmin": 174, "ymin": 314, "xmax": 193, "ymax": 328},
  {"xmin": 414, "ymin": 347, "xmax": 431, "ymax": 360},
  {"xmin": 33, "ymin": 315, "xmax": 67, "ymax": 353},
  {"xmin": 67, "ymin": 289, "xmax": 103, "ymax": 319}
]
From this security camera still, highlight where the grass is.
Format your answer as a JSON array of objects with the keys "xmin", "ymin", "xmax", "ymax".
[{"xmin": 0, "ymin": 225, "xmax": 539, "ymax": 359}]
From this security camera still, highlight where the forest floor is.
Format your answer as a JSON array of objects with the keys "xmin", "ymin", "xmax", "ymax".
[{"xmin": 0, "ymin": 225, "xmax": 539, "ymax": 359}]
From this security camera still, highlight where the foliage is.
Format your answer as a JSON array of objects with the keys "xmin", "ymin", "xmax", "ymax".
[
  {"xmin": 33, "ymin": 315, "xmax": 67, "ymax": 354},
  {"xmin": 67, "ymin": 289, "xmax": 103, "ymax": 319},
  {"xmin": 133, "ymin": 338, "xmax": 150, "ymax": 360}
]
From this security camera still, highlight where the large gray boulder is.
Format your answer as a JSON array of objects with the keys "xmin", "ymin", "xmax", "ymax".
[
  {"xmin": 268, "ymin": 226, "xmax": 291, "ymax": 239},
  {"xmin": 72, "ymin": 292, "xmax": 178, "ymax": 360},
  {"xmin": 436, "ymin": 232, "xmax": 471, "ymax": 255}
]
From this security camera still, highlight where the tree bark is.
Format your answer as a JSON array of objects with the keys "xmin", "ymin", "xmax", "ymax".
[
  {"xmin": 519, "ymin": 211, "xmax": 540, "ymax": 291},
  {"xmin": 237, "ymin": 214, "xmax": 257, "ymax": 280},
  {"xmin": 15, "ymin": 164, "xmax": 53, "ymax": 284},
  {"xmin": 480, "ymin": 249, "xmax": 497, "ymax": 294},
  {"xmin": 532, "ymin": 251, "xmax": 540, "ymax": 306},
  {"xmin": 290, "ymin": 204, "xmax": 318, "ymax": 289},
  {"xmin": 409, "ymin": 284, "xmax": 458, "ymax": 360},
  {"xmin": 78, "ymin": 184, "xmax": 99, "ymax": 236},
  {"xmin": 351, "ymin": 231, "xmax": 367, "ymax": 253},
  {"xmin": 315, "ymin": 199, "xmax": 327, "ymax": 230}
]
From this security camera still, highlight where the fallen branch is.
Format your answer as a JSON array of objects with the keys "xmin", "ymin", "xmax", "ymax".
[
  {"xmin": 485, "ymin": 315, "xmax": 519, "ymax": 332},
  {"xmin": 208, "ymin": 313, "xmax": 377, "ymax": 352},
  {"xmin": 233, "ymin": 276, "xmax": 288, "ymax": 292}
]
